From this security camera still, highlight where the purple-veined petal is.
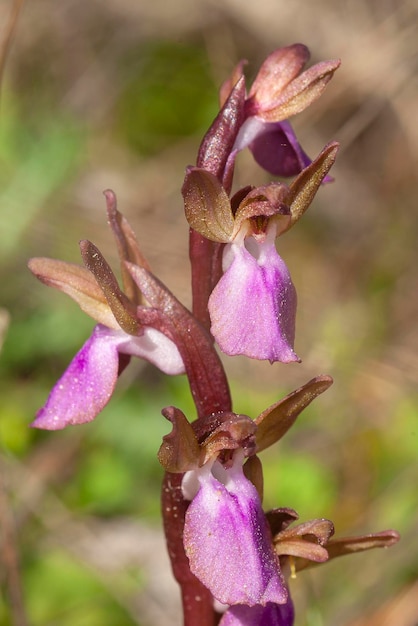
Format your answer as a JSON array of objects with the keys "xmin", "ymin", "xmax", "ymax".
[
  {"xmin": 32, "ymin": 325, "xmax": 184, "ymax": 430},
  {"xmin": 208, "ymin": 238, "xmax": 299, "ymax": 363},
  {"xmin": 183, "ymin": 457, "xmax": 287, "ymax": 607},
  {"xmin": 234, "ymin": 117, "xmax": 311, "ymax": 178},
  {"xmin": 219, "ymin": 598, "xmax": 294, "ymax": 626}
]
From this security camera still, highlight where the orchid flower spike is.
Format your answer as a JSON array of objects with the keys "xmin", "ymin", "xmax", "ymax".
[
  {"xmin": 28, "ymin": 192, "xmax": 184, "ymax": 430},
  {"xmin": 219, "ymin": 44, "xmax": 340, "ymax": 178},
  {"xmin": 182, "ymin": 144, "xmax": 338, "ymax": 362}
]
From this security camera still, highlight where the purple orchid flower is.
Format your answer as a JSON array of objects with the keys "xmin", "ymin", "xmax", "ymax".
[
  {"xmin": 219, "ymin": 44, "xmax": 340, "ymax": 180},
  {"xmin": 182, "ymin": 451, "xmax": 287, "ymax": 607},
  {"xmin": 182, "ymin": 170, "xmax": 299, "ymax": 363},
  {"xmin": 183, "ymin": 144, "xmax": 338, "ymax": 362},
  {"xmin": 29, "ymin": 193, "xmax": 186, "ymax": 430}
]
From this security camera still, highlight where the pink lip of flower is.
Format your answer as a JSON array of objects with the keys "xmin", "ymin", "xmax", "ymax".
[
  {"xmin": 208, "ymin": 226, "xmax": 299, "ymax": 364},
  {"xmin": 31, "ymin": 323, "xmax": 185, "ymax": 430},
  {"xmin": 182, "ymin": 451, "xmax": 288, "ymax": 608}
]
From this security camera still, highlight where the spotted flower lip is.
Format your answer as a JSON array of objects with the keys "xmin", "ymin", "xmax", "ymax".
[
  {"xmin": 182, "ymin": 453, "xmax": 288, "ymax": 607},
  {"xmin": 32, "ymin": 323, "xmax": 184, "ymax": 430}
]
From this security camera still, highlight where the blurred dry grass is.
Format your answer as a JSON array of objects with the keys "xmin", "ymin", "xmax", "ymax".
[{"xmin": 0, "ymin": 0, "xmax": 417, "ymax": 625}]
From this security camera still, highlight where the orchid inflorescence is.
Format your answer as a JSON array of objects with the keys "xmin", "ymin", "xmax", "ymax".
[{"xmin": 29, "ymin": 44, "xmax": 399, "ymax": 625}]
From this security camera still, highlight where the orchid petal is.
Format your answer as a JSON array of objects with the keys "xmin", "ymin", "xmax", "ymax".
[
  {"xmin": 32, "ymin": 325, "xmax": 184, "ymax": 430},
  {"xmin": 183, "ymin": 460, "xmax": 287, "ymax": 606},
  {"xmin": 235, "ymin": 117, "xmax": 311, "ymax": 178},
  {"xmin": 32, "ymin": 325, "xmax": 123, "ymax": 430},
  {"xmin": 208, "ymin": 241, "xmax": 299, "ymax": 363}
]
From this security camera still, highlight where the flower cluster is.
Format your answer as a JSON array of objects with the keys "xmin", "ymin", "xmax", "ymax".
[
  {"xmin": 182, "ymin": 141, "xmax": 337, "ymax": 362},
  {"xmin": 29, "ymin": 44, "xmax": 399, "ymax": 625}
]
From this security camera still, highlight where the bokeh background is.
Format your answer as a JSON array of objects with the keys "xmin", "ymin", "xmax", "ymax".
[{"xmin": 1, "ymin": 0, "xmax": 417, "ymax": 624}]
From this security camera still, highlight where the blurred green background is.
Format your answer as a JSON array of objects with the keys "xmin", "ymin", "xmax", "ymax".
[{"xmin": 0, "ymin": 0, "xmax": 417, "ymax": 625}]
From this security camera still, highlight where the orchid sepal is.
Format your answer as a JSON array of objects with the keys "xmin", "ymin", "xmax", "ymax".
[
  {"xmin": 104, "ymin": 189, "xmax": 150, "ymax": 304},
  {"xmin": 285, "ymin": 141, "xmax": 340, "ymax": 232},
  {"xmin": 182, "ymin": 167, "xmax": 234, "ymax": 243},
  {"xmin": 255, "ymin": 375, "xmax": 333, "ymax": 453},
  {"xmin": 247, "ymin": 55, "xmax": 341, "ymax": 122},
  {"xmin": 80, "ymin": 239, "xmax": 139, "ymax": 335}
]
